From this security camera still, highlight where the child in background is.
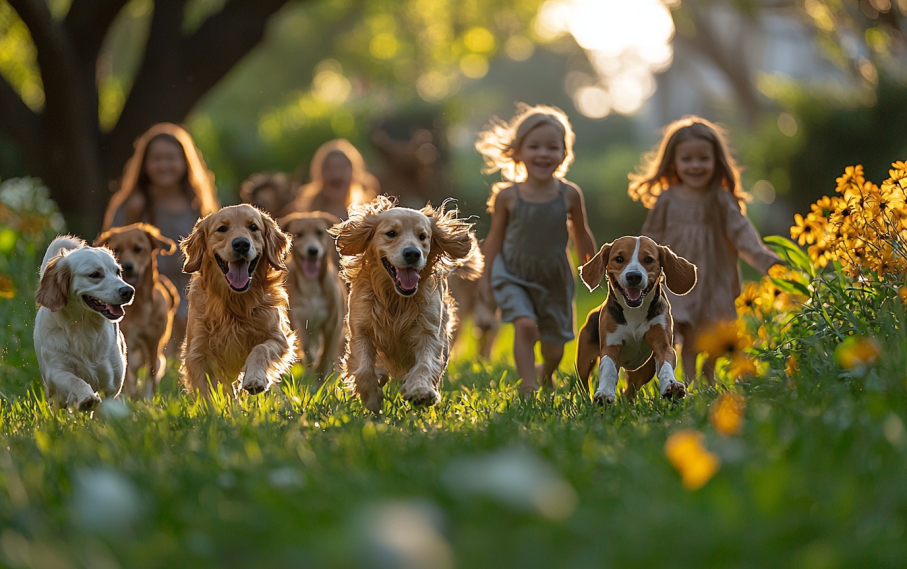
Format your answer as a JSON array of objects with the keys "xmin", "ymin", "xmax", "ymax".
[
  {"xmin": 282, "ymin": 139, "xmax": 379, "ymax": 220},
  {"xmin": 477, "ymin": 104, "xmax": 596, "ymax": 394},
  {"xmin": 103, "ymin": 123, "xmax": 220, "ymax": 348},
  {"xmin": 630, "ymin": 116, "xmax": 782, "ymax": 385},
  {"xmin": 240, "ymin": 172, "xmax": 297, "ymax": 217}
]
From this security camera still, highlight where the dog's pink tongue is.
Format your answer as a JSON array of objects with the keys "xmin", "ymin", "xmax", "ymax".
[
  {"xmin": 302, "ymin": 258, "xmax": 321, "ymax": 279},
  {"xmin": 226, "ymin": 260, "xmax": 251, "ymax": 289},
  {"xmin": 626, "ymin": 288, "xmax": 642, "ymax": 301},
  {"xmin": 396, "ymin": 267, "xmax": 420, "ymax": 290},
  {"xmin": 107, "ymin": 303, "xmax": 125, "ymax": 317}
]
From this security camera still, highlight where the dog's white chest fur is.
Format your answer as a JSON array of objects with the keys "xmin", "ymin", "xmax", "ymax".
[
  {"xmin": 294, "ymin": 273, "xmax": 330, "ymax": 331},
  {"xmin": 605, "ymin": 298, "xmax": 664, "ymax": 371}
]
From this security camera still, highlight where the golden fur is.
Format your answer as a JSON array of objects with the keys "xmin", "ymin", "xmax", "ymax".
[
  {"xmin": 329, "ymin": 196, "xmax": 482, "ymax": 413},
  {"xmin": 180, "ymin": 204, "xmax": 297, "ymax": 397},
  {"xmin": 281, "ymin": 212, "xmax": 347, "ymax": 379},
  {"xmin": 95, "ymin": 224, "xmax": 179, "ymax": 399},
  {"xmin": 576, "ymin": 236, "xmax": 696, "ymax": 403}
]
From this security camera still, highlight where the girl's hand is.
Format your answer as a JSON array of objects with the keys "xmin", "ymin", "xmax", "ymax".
[{"xmin": 478, "ymin": 276, "xmax": 494, "ymax": 306}]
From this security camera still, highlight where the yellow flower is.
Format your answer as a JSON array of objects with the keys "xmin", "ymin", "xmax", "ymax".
[
  {"xmin": 835, "ymin": 336, "xmax": 881, "ymax": 369},
  {"xmin": 875, "ymin": 245, "xmax": 905, "ymax": 276},
  {"xmin": 836, "ymin": 165, "xmax": 864, "ymax": 191},
  {"xmin": 710, "ymin": 393, "xmax": 746, "ymax": 436},
  {"xmin": 665, "ymin": 430, "xmax": 721, "ymax": 490},
  {"xmin": 790, "ymin": 213, "xmax": 822, "ymax": 245},
  {"xmin": 899, "ymin": 286, "xmax": 907, "ymax": 304},
  {"xmin": 785, "ymin": 355, "xmax": 799, "ymax": 377},
  {"xmin": 0, "ymin": 275, "xmax": 14, "ymax": 299},
  {"xmin": 810, "ymin": 195, "xmax": 834, "ymax": 219},
  {"xmin": 735, "ymin": 282, "xmax": 761, "ymax": 316},
  {"xmin": 808, "ymin": 239, "xmax": 834, "ymax": 268},
  {"xmin": 695, "ymin": 320, "xmax": 745, "ymax": 362}
]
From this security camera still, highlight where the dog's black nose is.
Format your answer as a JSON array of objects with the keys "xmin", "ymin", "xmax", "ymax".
[
  {"xmin": 625, "ymin": 272, "xmax": 643, "ymax": 287},
  {"xmin": 402, "ymin": 247, "xmax": 421, "ymax": 265},
  {"xmin": 233, "ymin": 238, "xmax": 251, "ymax": 255},
  {"xmin": 119, "ymin": 286, "xmax": 134, "ymax": 302},
  {"xmin": 307, "ymin": 246, "xmax": 319, "ymax": 257},
  {"xmin": 122, "ymin": 262, "xmax": 134, "ymax": 272}
]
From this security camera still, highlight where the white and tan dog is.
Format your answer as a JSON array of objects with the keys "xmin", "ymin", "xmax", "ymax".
[
  {"xmin": 34, "ymin": 236, "xmax": 135, "ymax": 409},
  {"xmin": 281, "ymin": 211, "xmax": 346, "ymax": 379},
  {"xmin": 576, "ymin": 236, "xmax": 696, "ymax": 403},
  {"xmin": 329, "ymin": 196, "xmax": 482, "ymax": 413}
]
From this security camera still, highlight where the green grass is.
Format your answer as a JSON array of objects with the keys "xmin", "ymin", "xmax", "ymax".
[{"xmin": 2, "ymin": 250, "xmax": 907, "ymax": 568}]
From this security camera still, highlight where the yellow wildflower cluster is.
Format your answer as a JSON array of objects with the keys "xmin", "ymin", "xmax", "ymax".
[
  {"xmin": 665, "ymin": 430, "xmax": 720, "ymax": 490},
  {"xmin": 694, "ymin": 320, "xmax": 761, "ymax": 378},
  {"xmin": 709, "ymin": 393, "xmax": 746, "ymax": 437},
  {"xmin": 790, "ymin": 163, "xmax": 907, "ymax": 277}
]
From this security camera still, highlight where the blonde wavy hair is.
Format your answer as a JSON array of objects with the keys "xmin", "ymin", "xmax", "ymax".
[
  {"xmin": 475, "ymin": 103, "xmax": 575, "ymax": 211},
  {"xmin": 291, "ymin": 139, "xmax": 379, "ymax": 217},
  {"xmin": 103, "ymin": 123, "xmax": 219, "ymax": 230},
  {"xmin": 628, "ymin": 116, "xmax": 748, "ymax": 212}
]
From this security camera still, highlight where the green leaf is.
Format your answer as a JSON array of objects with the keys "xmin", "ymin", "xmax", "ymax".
[
  {"xmin": 764, "ymin": 236, "xmax": 814, "ymax": 275},
  {"xmin": 771, "ymin": 277, "xmax": 810, "ymax": 297}
]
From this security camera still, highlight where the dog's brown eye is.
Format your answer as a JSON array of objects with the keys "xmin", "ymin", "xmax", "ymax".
[
  {"xmin": 419, "ymin": 233, "xmax": 426, "ymax": 241},
  {"xmin": 217, "ymin": 225, "xmax": 228, "ymax": 233},
  {"xmin": 316, "ymin": 230, "xmax": 323, "ymax": 237},
  {"xmin": 90, "ymin": 271, "xmax": 101, "ymax": 279},
  {"xmin": 295, "ymin": 233, "xmax": 303, "ymax": 239},
  {"xmin": 250, "ymin": 223, "xmax": 259, "ymax": 232},
  {"xmin": 615, "ymin": 256, "xmax": 624, "ymax": 263},
  {"xmin": 386, "ymin": 230, "xmax": 396, "ymax": 238},
  {"xmin": 134, "ymin": 246, "xmax": 142, "ymax": 253},
  {"xmin": 644, "ymin": 256, "xmax": 654, "ymax": 263}
]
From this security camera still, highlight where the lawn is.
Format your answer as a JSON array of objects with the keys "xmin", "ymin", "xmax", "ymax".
[{"xmin": 1, "ymin": 178, "xmax": 907, "ymax": 568}]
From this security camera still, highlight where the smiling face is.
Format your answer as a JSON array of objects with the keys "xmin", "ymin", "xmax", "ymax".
[
  {"xmin": 673, "ymin": 137, "xmax": 716, "ymax": 192},
  {"xmin": 283, "ymin": 213, "xmax": 338, "ymax": 280},
  {"xmin": 514, "ymin": 122, "xmax": 566, "ymax": 183},
  {"xmin": 144, "ymin": 137, "xmax": 188, "ymax": 189},
  {"xmin": 321, "ymin": 152, "xmax": 354, "ymax": 201},
  {"xmin": 369, "ymin": 209, "xmax": 432, "ymax": 296},
  {"xmin": 201, "ymin": 206, "xmax": 270, "ymax": 292},
  {"xmin": 604, "ymin": 236, "xmax": 662, "ymax": 309},
  {"xmin": 96, "ymin": 225, "xmax": 175, "ymax": 287}
]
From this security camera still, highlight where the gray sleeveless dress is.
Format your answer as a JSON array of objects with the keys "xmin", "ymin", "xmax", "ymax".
[{"xmin": 490, "ymin": 182, "xmax": 575, "ymax": 344}]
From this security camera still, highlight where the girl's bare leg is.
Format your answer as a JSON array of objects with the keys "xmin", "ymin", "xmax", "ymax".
[
  {"xmin": 513, "ymin": 317, "xmax": 539, "ymax": 394},
  {"xmin": 539, "ymin": 341, "xmax": 564, "ymax": 388},
  {"xmin": 676, "ymin": 322, "xmax": 698, "ymax": 386}
]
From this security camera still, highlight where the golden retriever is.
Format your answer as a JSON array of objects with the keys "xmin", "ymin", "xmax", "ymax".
[
  {"xmin": 329, "ymin": 196, "xmax": 482, "ymax": 413},
  {"xmin": 180, "ymin": 204, "xmax": 297, "ymax": 397},
  {"xmin": 35, "ymin": 236, "xmax": 135, "ymax": 409},
  {"xmin": 95, "ymin": 223, "xmax": 179, "ymax": 399},
  {"xmin": 281, "ymin": 212, "xmax": 347, "ymax": 379}
]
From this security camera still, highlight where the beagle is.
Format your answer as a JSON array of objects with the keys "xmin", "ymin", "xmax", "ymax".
[{"xmin": 575, "ymin": 236, "xmax": 697, "ymax": 403}]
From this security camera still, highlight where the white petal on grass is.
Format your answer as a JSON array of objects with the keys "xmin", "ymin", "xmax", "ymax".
[
  {"xmin": 69, "ymin": 468, "xmax": 141, "ymax": 534},
  {"xmin": 442, "ymin": 447, "xmax": 577, "ymax": 520},
  {"xmin": 353, "ymin": 501, "xmax": 453, "ymax": 569}
]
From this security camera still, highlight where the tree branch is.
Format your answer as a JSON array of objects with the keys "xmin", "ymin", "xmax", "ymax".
[
  {"xmin": 0, "ymin": 73, "xmax": 41, "ymax": 171},
  {"xmin": 64, "ymin": 0, "xmax": 131, "ymax": 63}
]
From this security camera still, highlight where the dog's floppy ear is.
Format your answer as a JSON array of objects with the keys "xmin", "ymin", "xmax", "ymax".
[
  {"xmin": 261, "ymin": 211, "xmax": 290, "ymax": 271},
  {"xmin": 329, "ymin": 213, "xmax": 375, "ymax": 256},
  {"xmin": 316, "ymin": 211, "xmax": 342, "ymax": 229},
  {"xmin": 93, "ymin": 230, "xmax": 113, "ymax": 249},
  {"xmin": 142, "ymin": 224, "xmax": 177, "ymax": 256},
  {"xmin": 35, "ymin": 255, "xmax": 71, "ymax": 312},
  {"xmin": 181, "ymin": 216, "xmax": 208, "ymax": 274},
  {"xmin": 579, "ymin": 243, "xmax": 611, "ymax": 292},
  {"xmin": 424, "ymin": 203, "xmax": 474, "ymax": 262},
  {"xmin": 659, "ymin": 245, "xmax": 697, "ymax": 295}
]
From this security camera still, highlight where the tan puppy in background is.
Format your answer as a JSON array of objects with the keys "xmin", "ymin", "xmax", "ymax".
[
  {"xmin": 180, "ymin": 204, "xmax": 297, "ymax": 397},
  {"xmin": 34, "ymin": 236, "xmax": 135, "ymax": 409},
  {"xmin": 95, "ymin": 224, "xmax": 179, "ymax": 399},
  {"xmin": 330, "ymin": 196, "xmax": 482, "ymax": 413},
  {"xmin": 281, "ymin": 212, "xmax": 347, "ymax": 379}
]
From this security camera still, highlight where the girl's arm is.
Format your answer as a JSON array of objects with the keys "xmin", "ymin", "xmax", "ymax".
[
  {"xmin": 641, "ymin": 195, "xmax": 668, "ymax": 243},
  {"xmin": 719, "ymin": 191, "xmax": 783, "ymax": 273},
  {"xmin": 565, "ymin": 184, "xmax": 596, "ymax": 264},
  {"xmin": 479, "ymin": 188, "xmax": 514, "ymax": 300}
]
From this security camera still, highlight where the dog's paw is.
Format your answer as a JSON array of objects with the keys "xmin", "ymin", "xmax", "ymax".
[
  {"xmin": 77, "ymin": 393, "xmax": 102, "ymax": 412},
  {"xmin": 661, "ymin": 382, "xmax": 686, "ymax": 401},
  {"xmin": 404, "ymin": 385, "xmax": 441, "ymax": 407},
  {"xmin": 242, "ymin": 369, "xmax": 271, "ymax": 395},
  {"xmin": 592, "ymin": 392, "xmax": 615, "ymax": 405}
]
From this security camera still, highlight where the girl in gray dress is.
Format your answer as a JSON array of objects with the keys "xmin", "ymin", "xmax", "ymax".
[
  {"xmin": 477, "ymin": 104, "xmax": 596, "ymax": 394},
  {"xmin": 103, "ymin": 123, "xmax": 220, "ymax": 350}
]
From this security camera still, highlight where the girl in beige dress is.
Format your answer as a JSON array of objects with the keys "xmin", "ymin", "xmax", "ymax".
[{"xmin": 629, "ymin": 116, "xmax": 782, "ymax": 385}]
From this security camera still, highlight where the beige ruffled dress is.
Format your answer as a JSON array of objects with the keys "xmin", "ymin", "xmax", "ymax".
[{"xmin": 641, "ymin": 187, "xmax": 782, "ymax": 326}]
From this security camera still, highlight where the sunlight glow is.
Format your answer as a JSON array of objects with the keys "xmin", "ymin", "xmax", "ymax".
[{"xmin": 538, "ymin": 0, "xmax": 676, "ymax": 118}]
